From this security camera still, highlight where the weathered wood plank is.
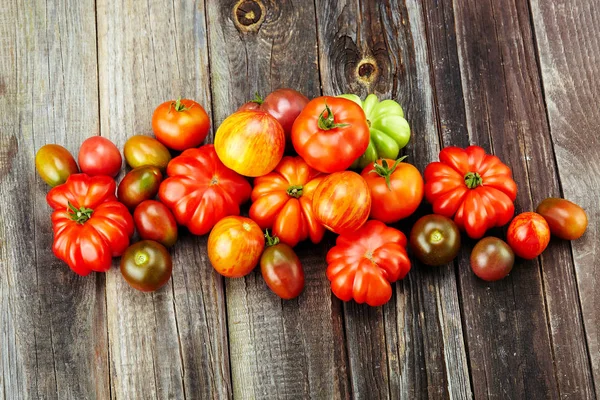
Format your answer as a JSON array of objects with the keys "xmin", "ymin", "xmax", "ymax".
[
  {"xmin": 529, "ymin": 0, "xmax": 600, "ymax": 396},
  {"xmin": 96, "ymin": 0, "xmax": 231, "ymax": 398},
  {"xmin": 205, "ymin": 1, "xmax": 350, "ymax": 398},
  {"xmin": 0, "ymin": 0, "xmax": 109, "ymax": 399},
  {"xmin": 314, "ymin": 1, "xmax": 471, "ymax": 398}
]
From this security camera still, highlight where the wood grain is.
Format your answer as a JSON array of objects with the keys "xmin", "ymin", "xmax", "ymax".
[
  {"xmin": 529, "ymin": 0, "xmax": 600, "ymax": 396},
  {"xmin": 96, "ymin": 0, "xmax": 231, "ymax": 398},
  {"xmin": 0, "ymin": 0, "xmax": 109, "ymax": 399},
  {"xmin": 205, "ymin": 1, "xmax": 350, "ymax": 398}
]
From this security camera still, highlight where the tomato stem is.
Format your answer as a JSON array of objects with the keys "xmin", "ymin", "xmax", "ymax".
[
  {"xmin": 169, "ymin": 97, "xmax": 193, "ymax": 113},
  {"xmin": 286, "ymin": 185, "xmax": 303, "ymax": 198},
  {"xmin": 464, "ymin": 172, "xmax": 483, "ymax": 189},
  {"xmin": 317, "ymin": 102, "xmax": 350, "ymax": 130},
  {"xmin": 67, "ymin": 202, "xmax": 93, "ymax": 224},
  {"xmin": 368, "ymin": 156, "xmax": 408, "ymax": 191},
  {"xmin": 264, "ymin": 229, "xmax": 280, "ymax": 247},
  {"xmin": 251, "ymin": 92, "xmax": 263, "ymax": 105},
  {"xmin": 135, "ymin": 251, "xmax": 149, "ymax": 266}
]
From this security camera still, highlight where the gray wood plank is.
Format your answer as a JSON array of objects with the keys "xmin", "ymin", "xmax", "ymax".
[
  {"xmin": 205, "ymin": 1, "xmax": 350, "ymax": 398},
  {"xmin": 529, "ymin": 0, "xmax": 600, "ymax": 396},
  {"xmin": 314, "ymin": 1, "xmax": 471, "ymax": 398},
  {"xmin": 0, "ymin": 0, "xmax": 109, "ymax": 399},
  {"xmin": 96, "ymin": 0, "xmax": 231, "ymax": 398}
]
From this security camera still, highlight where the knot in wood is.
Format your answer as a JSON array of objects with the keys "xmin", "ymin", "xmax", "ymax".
[
  {"xmin": 233, "ymin": 0, "xmax": 265, "ymax": 32},
  {"xmin": 356, "ymin": 58, "xmax": 378, "ymax": 83}
]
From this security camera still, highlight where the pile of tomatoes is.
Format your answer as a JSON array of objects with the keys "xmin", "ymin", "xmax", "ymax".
[{"xmin": 35, "ymin": 88, "xmax": 588, "ymax": 306}]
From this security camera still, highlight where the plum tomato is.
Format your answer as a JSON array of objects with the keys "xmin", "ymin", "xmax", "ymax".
[
  {"xmin": 123, "ymin": 135, "xmax": 172, "ymax": 170},
  {"xmin": 536, "ymin": 198, "xmax": 588, "ymax": 240},
  {"xmin": 152, "ymin": 98, "xmax": 210, "ymax": 151},
  {"xmin": 506, "ymin": 212, "xmax": 550, "ymax": 259},
  {"xmin": 117, "ymin": 166, "xmax": 162, "ymax": 210},
  {"xmin": 260, "ymin": 232, "xmax": 305, "ymax": 299},
  {"xmin": 120, "ymin": 240, "xmax": 173, "ymax": 292},
  {"xmin": 78, "ymin": 136, "xmax": 122, "ymax": 177},
  {"xmin": 470, "ymin": 237, "xmax": 514, "ymax": 281},
  {"xmin": 35, "ymin": 144, "xmax": 79, "ymax": 187},
  {"xmin": 410, "ymin": 214, "xmax": 461, "ymax": 266},
  {"xmin": 133, "ymin": 200, "xmax": 178, "ymax": 248}
]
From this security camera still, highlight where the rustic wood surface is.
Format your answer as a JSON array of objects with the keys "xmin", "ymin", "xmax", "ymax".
[{"xmin": 0, "ymin": 0, "xmax": 598, "ymax": 399}]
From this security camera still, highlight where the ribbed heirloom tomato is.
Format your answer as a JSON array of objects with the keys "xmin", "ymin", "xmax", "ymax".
[{"xmin": 250, "ymin": 156, "xmax": 326, "ymax": 247}]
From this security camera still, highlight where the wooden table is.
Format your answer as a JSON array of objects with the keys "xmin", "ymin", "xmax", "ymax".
[{"xmin": 1, "ymin": 0, "xmax": 598, "ymax": 399}]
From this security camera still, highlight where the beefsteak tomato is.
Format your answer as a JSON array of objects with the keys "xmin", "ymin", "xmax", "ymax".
[
  {"xmin": 249, "ymin": 156, "xmax": 325, "ymax": 247},
  {"xmin": 424, "ymin": 145, "xmax": 518, "ymax": 239},
  {"xmin": 158, "ymin": 144, "xmax": 251, "ymax": 235},
  {"xmin": 326, "ymin": 220, "xmax": 411, "ymax": 306},
  {"xmin": 46, "ymin": 174, "xmax": 134, "ymax": 275}
]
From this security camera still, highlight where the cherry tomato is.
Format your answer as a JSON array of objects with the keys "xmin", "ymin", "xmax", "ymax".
[
  {"xmin": 123, "ymin": 135, "xmax": 171, "ymax": 170},
  {"xmin": 117, "ymin": 166, "xmax": 162, "ymax": 210},
  {"xmin": 312, "ymin": 171, "xmax": 371, "ymax": 234},
  {"xmin": 78, "ymin": 136, "xmax": 122, "ymax": 177},
  {"xmin": 208, "ymin": 216, "xmax": 265, "ymax": 278},
  {"xmin": 536, "ymin": 198, "xmax": 588, "ymax": 240},
  {"xmin": 152, "ymin": 98, "xmax": 210, "ymax": 151},
  {"xmin": 410, "ymin": 214, "xmax": 461, "ymax": 266},
  {"xmin": 470, "ymin": 237, "xmax": 514, "ymax": 281},
  {"xmin": 361, "ymin": 158, "xmax": 424, "ymax": 223},
  {"xmin": 134, "ymin": 200, "xmax": 178, "ymax": 248},
  {"xmin": 35, "ymin": 144, "xmax": 79, "ymax": 187},
  {"xmin": 260, "ymin": 232, "xmax": 305, "ymax": 299},
  {"xmin": 506, "ymin": 212, "xmax": 550, "ymax": 259},
  {"xmin": 120, "ymin": 240, "xmax": 173, "ymax": 292}
]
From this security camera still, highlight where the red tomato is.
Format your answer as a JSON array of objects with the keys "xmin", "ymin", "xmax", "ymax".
[
  {"xmin": 506, "ymin": 212, "xmax": 550, "ymax": 259},
  {"xmin": 249, "ymin": 156, "xmax": 325, "ymax": 247},
  {"xmin": 361, "ymin": 158, "xmax": 424, "ymax": 223},
  {"xmin": 134, "ymin": 200, "xmax": 178, "ymax": 248},
  {"xmin": 312, "ymin": 171, "xmax": 371, "ymax": 234},
  {"xmin": 78, "ymin": 136, "xmax": 122, "ymax": 177},
  {"xmin": 214, "ymin": 110, "xmax": 285, "ymax": 177},
  {"xmin": 536, "ymin": 198, "xmax": 588, "ymax": 240},
  {"xmin": 158, "ymin": 145, "xmax": 251, "ymax": 235},
  {"xmin": 292, "ymin": 96, "xmax": 370, "ymax": 173},
  {"xmin": 326, "ymin": 220, "xmax": 411, "ymax": 306},
  {"xmin": 152, "ymin": 98, "xmax": 210, "ymax": 151},
  {"xmin": 208, "ymin": 216, "xmax": 265, "ymax": 278},
  {"xmin": 260, "ymin": 232, "xmax": 305, "ymax": 299}
]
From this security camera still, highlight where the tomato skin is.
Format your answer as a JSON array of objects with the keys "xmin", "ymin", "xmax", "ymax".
[
  {"xmin": 470, "ymin": 237, "xmax": 514, "ymax": 281},
  {"xmin": 152, "ymin": 99, "xmax": 210, "ymax": 151},
  {"xmin": 536, "ymin": 198, "xmax": 588, "ymax": 240},
  {"xmin": 312, "ymin": 171, "xmax": 371, "ymax": 234},
  {"xmin": 123, "ymin": 135, "xmax": 171, "ymax": 170},
  {"xmin": 249, "ymin": 156, "xmax": 325, "ymax": 247},
  {"xmin": 507, "ymin": 212, "xmax": 550, "ymax": 259},
  {"xmin": 361, "ymin": 159, "xmax": 424, "ymax": 223},
  {"xmin": 158, "ymin": 145, "xmax": 252, "ymax": 235},
  {"xmin": 35, "ymin": 144, "xmax": 79, "ymax": 187},
  {"xmin": 120, "ymin": 240, "xmax": 172, "ymax": 292},
  {"xmin": 326, "ymin": 220, "xmax": 411, "ymax": 306},
  {"xmin": 410, "ymin": 214, "xmax": 461, "ymax": 266},
  {"xmin": 78, "ymin": 136, "xmax": 122, "ymax": 177},
  {"xmin": 214, "ymin": 110, "xmax": 285, "ymax": 177},
  {"xmin": 208, "ymin": 216, "xmax": 265, "ymax": 278},
  {"xmin": 133, "ymin": 200, "xmax": 178, "ymax": 247},
  {"xmin": 117, "ymin": 166, "xmax": 162, "ymax": 210},
  {"xmin": 292, "ymin": 96, "xmax": 370, "ymax": 173},
  {"xmin": 261, "ymin": 243, "xmax": 305, "ymax": 299}
]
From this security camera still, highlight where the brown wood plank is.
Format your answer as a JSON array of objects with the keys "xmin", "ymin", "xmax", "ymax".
[
  {"xmin": 529, "ymin": 0, "xmax": 600, "ymax": 396},
  {"xmin": 314, "ymin": 1, "xmax": 471, "ymax": 398},
  {"xmin": 423, "ymin": 0, "xmax": 596, "ymax": 397},
  {"xmin": 96, "ymin": 0, "xmax": 231, "ymax": 398},
  {"xmin": 205, "ymin": 1, "xmax": 350, "ymax": 398},
  {"xmin": 0, "ymin": 0, "xmax": 109, "ymax": 399}
]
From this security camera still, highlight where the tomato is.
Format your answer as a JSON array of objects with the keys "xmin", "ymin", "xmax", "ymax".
[
  {"xmin": 506, "ymin": 212, "xmax": 550, "ymax": 259},
  {"xmin": 409, "ymin": 214, "xmax": 461, "ymax": 266},
  {"xmin": 249, "ymin": 156, "xmax": 325, "ymax": 247},
  {"xmin": 47, "ymin": 174, "xmax": 134, "ymax": 275},
  {"xmin": 424, "ymin": 145, "xmax": 518, "ymax": 239},
  {"xmin": 339, "ymin": 94, "xmax": 411, "ymax": 169},
  {"xmin": 326, "ymin": 220, "xmax": 411, "ymax": 306},
  {"xmin": 214, "ymin": 110, "xmax": 285, "ymax": 177},
  {"xmin": 120, "ymin": 240, "xmax": 172, "ymax": 292},
  {"xmin": 536, "ymin": 198, "xmax": 588, "ymax": 240},
  {"xmin": 78, "ymin": 136, "xmax": 122, "ymax": 177},
  {"xmin": 361, "ymin": 158, "xmax": 424, "ymax": 223},
  {"xmin": 35, "ymin": 144, "xmax": 79, "ymax": 187},
  {"xmin": 117, "ymin": 166, "xmax": 162, "ymax": 210},
  {"xmin": 123, "ymin": 135, "xmax": 171, "ymax": 170},
  {"xmin": 470, "ymin": 237, "xmax": 514, "ymax": 281},
  {"xmin": 292, "ymin": 96, "xmax": 370, "ymax": 173},
  {"xmin": 158, "ymin": 145, "xmax": 252, "ymax": 235},
  {"xmin": 208, "ymin": 216, "xmax": 265, "ymax": 278},
  {"xmin": 152, "ymin": 98, "xmax": 210, "ymax": 151},
  {"xmin": 133, "ymin": 200, "xmax": 178, "ymax": 248},
  {"xmin": 312, "ymin": 171, "xmax": 371, "ymax": 234},
  {"xmin": 260, "ymin": 232, "xmax": 305, "ymax": 299}
]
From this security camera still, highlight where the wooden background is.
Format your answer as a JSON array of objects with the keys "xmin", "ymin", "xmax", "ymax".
[{"xmin": 1, "ymin": 0, "xmax": 598, "ymax": 398}]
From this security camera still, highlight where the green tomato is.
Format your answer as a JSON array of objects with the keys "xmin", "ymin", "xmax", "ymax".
[{"xmin": 338, "ymin": 94, "xmax": 411, "ymax": 169}]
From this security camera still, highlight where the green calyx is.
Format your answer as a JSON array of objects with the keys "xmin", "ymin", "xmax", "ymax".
[
  {"xmin": 369, "ymin": 156, "xmax": 408, "ymax": 191},
  {"xmin": 264, "ymin": 229, "xmax": 280, "ymax": 247},
  {"xmin": 68, "ymin": 202, "xmax": 93, "ymax": 224},
  {"xmin": 286, "ymin": 185, "xmax": 303, "ymax": 198},
  {"xmin": 250, "ymin": 92, "xmax": 263, "ymax": 105},
  {"xmin": 464, "ymin": 172, "xmax": 483, "ymax": 189},
  {"xmin": 318, "ymin": 103, "xmax": 350, "ymax": 130},
  {"xmin": 170, "ymin": 97, "xmax": 193, "ymax": 112}
]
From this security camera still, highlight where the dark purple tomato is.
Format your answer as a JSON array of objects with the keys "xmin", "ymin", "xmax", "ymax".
[
  {"xmin": 470, "ymin": 237, "xmax": 514, "ymax": 281},
  {"xmin": 409, "ymin": 214, "xmax": 461, "ymax": 266},
  {"xmin": 117, "ymin": 166, "xmax": 162, "ymax": 210},
  {"xmin": 120, "ymin": 240, "xmax": 172, "ymax": 292}
]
